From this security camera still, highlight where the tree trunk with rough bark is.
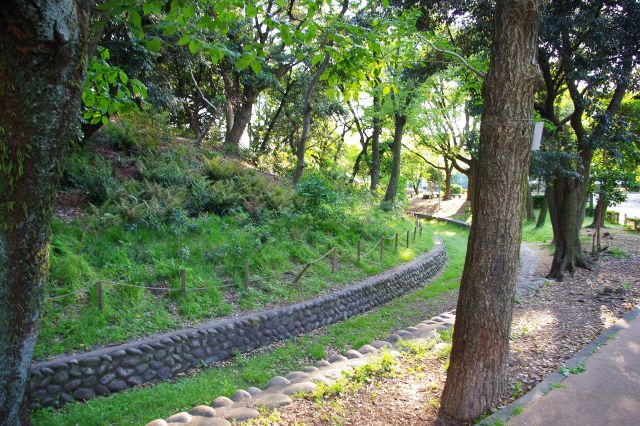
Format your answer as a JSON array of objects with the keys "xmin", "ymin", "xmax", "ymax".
[
  {"xmin": 0, "ymin": 1, "xmax": 92, "ymax": 423},
  {"xmin": 437, "ymin": 1, "xmax": 541, "ymax": 424},
  {"xmin": 383, "ymin": 113, "xmax": 407, "ymax": 203},
  {"xmin": 292, "ymin": 54, "xmax": 330, "ymax": 183},
  {"xmin": 536, "ymin": 189, "xmax": 548, "ymax": 228},
  {"xmin": 546, "ymin": 177, "xmax": 591, "ymax": 280},
  {"xmin": 443, "ymin": 159, "xmax": 453, "ymax": 201}
]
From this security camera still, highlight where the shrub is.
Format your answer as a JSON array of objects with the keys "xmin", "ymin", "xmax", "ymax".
[
  {"xmin": 102, "ymin": 110, "xmax": 170, "ymax": 153},
  {"xmin": 63, "ymin": 152, "xmax": 118, "ymax": 204},
  {"xmin": 140, "ymin": 155, "xmax": 193, "ymax": 187},
  {"xmin": 450, "ymin": 184, "xmax": 463, "ymax": 195},
  {"xmin": 295, "ymin": 173, "xmax": 337, "ymax": 216}
]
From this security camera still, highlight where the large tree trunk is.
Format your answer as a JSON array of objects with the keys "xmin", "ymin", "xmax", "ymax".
[
  {"xmin": 437, "ymin": 0, "xmax": 541, "ymax": 424},
  {"xmin": 525, "ymin": 178, "xmax": 535, "ymax": 222},
  {"xmin": 587, "ymin": 194, "xmax": 606, "ymax": 228},
  {"xmin": 292, "ymin": 54, "xmax": 330, "ymax": 183},
  {"xmin": 370, "ymin": 93, "xmax": 382, "ymax": 191},
  {"xmin": 547, "ymin": 177, "xmax": 590, "ymax": 280},
  {"xmin": 383, "ymin": 113, "xmax": 407, "ymax": 203},
  {"xmin": 536, "ymin": 189, "xmax": 548, "ymax": 228},
  {"xmin": 225, "ymin": 90, "xmax": 256, "ymax": 151},
  {"xmin": 443, "ymin": 159, "xmax": 453, "ymax": 201},
  {"xmin": 0, "ymin": 1, "xmax": 91, "ymax": 423}
]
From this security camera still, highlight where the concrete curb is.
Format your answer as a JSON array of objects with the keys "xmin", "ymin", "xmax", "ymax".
[{"xmin": 478, "ymin": 305, "xmax": 640, "ymax": 425}]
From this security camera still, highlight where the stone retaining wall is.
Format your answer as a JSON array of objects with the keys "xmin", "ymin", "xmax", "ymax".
[{"xmin": 27, "ymin": 241, "xmax": 447, "ymax": 409}]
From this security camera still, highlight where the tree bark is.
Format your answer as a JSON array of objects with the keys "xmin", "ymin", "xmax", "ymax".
[
  {"xmin": 547, "ymin": 177, "xmax": 590, "ymax": 280},
  {"xmin": 437, "ymin": 1, "xmax": 541, "ymax": 424},
  {"xmin": 443, "ymin": 158, "xmax": 453, "ymax": 201},
  {"xmin": 525, "ymin": 179, "xmax": 535, "ymax": 222},
  {"xmin": 383, "ymin": 113, "xmax": 407, "ymax": 203},
  {"xmin": 536, "ymin": 189, "xmax": 548, "ymax": 228},
  {"xmin": 587, "ymin": 196, "xmax": 606, "ymax": 229},
  {"xmin": 0, "ymin": 1, "xmax": 92, "ymax": 423},
  {"xmin": 370, "ymin": 92, "xmax": 382, "ymax": 191},
  {"xmin": 292, "ymin": 53, "xmax": 330, "ymax": 183}
]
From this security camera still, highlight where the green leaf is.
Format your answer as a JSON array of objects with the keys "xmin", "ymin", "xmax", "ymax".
[
  {"xmin": 128, "ymin": 10, "xmax": 143, "ymax": 38},
  {"xmin": 236, "ymin": 54, "xmax": 253, "ymax": 70},
  {"xmin": 145, "ymin": 38, "xmax": 162, "ymax": 52},
  {"xmin": 311, "ymin": 53, "xmax": 325, "ymax": 65},
  {"xmin": 143, "ymin": 3, "xmax": 162, "ymax": 15},
  {"xmin": 188, "ymin": 40, "xmax": 199, "ymax": 54},
  {"xmin": 382, "ymin": 85, "xmax": 390, "ymax": 96},
  {"xmin": 246, "ymin": 4, "xmax": 258, "ymax": 18},
  {"xmin": 82, "ymin": 91, "xmax": 95, "ymax": 107},
  {"xmin": 101, "ymin": 116, "xmax": 109, "ymax": 126},
  {"xmin": 100, "ymin": 48, "xmax": 110, "ymax": 61},
  {"xmin": 177, "ymin": 34, "xmax": 191, "ymax": 46},
  {"xmin": 250, "ymin": 59, "xmax": 262, "ymax": 75},
  {"xmin": 118, "ymin": 70, "xmax": 129, "ymax": 84}
]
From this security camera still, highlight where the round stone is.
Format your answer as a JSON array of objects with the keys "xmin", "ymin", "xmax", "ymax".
[
  {"xmin": 166, "ymin": 412, "xmax": 191, "ymax": 423},
  {"xmin": 211, "ymin": 396, "xmax": 234, "ymax": 408},
  {"xmin": 370, "ymin": 340, "xmax": 392, "ymax": 349},
  {"xmin": 282, "ymin": 381, "xmax": 317, "ymax": 395},
  {"xmin": 230, "ymin": 389, "xmax": 251, "ymax": 402},
  {"xmin": 303, "ymin": 366, "xmax": 318, "ymax": 373},
  {"xmin": 185, "ymin": 417, "xmax": 231, "ymax": 426},
  {"xmin": 358, "ymin": 345, "xmax": 377, "ymax": 354},
  {"xmin": 252, "ymin": 393, "xmax": 293, "ymax": 409},
  {"xmin": 327, "ymin": 355, "xmax": 348, "ymax": 363},
  {"xmin": 189, "ymin": 405, "xmax": 216, "ymax": 417},
  {"xmin": 344, "ymin": 350, "xmax": 363, "ymax": 359},
  {"xmin": 312, "ymin": 375, "xmax": 331, "ymax": 385},
  {"xmin": 285, "ymin": 371, "xmax": 309, "ymax": 381},
  {"xmin": 246, "ymin": 387, "xmax": 262, "ymax": 396},
  {"xmin": 387, "ymin": 334, "xmax": 402, "ymax": 343},
  {"xmin": 144, "ymin": 420, "xmax": 168, "ymax": 426},
  {"xmin": 219, "ymin": 407, "xmax": 259, "ymax": 421},
  {"xmin": 316, "ymin": 360, "xmax": 331, "ymax": 368},
  {"xmin": 266, "ymin": 376, "xmax": 290, "ymax": 388}
]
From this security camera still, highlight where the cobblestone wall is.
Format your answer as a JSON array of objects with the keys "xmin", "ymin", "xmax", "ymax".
[{"xmin": 28, "ymin": 241, "xmax": 446, "ymax": 408}]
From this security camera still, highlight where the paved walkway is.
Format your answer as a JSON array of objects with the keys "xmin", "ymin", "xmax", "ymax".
[{"xmin": 507, "ymin": 307, "xmax": 640, "ymax": 426}]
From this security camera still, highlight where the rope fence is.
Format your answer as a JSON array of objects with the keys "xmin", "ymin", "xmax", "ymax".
[{"xmin": 46, "ymin": 217, "xmax": 427, "ymax": 312}]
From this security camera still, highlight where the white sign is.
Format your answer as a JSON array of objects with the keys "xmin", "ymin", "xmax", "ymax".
[{"xmin": 531, "ymin": 122, "xmax": 544, "ymax": 151}]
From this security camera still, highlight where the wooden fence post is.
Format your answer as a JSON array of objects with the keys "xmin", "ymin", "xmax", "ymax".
[
  {"xmin": 243, "ymin": 260, "xmax": 249, "ymax": 291},
  {"xmin": 293, "ymin": 263, "xmax": 311, "ymax": 284},
  {"xmin": 357, "ymin": 240, "xmax": 361, "ymax": 262},
  {"xmin": 380, "ymin": 237, "xmax": 384, "ymax": 261},
  {"xmin": 395, "ymin": 232, "xmax": 398, "ymax": 251},
  {"xmin": 180, "ymin": 269, "xmax": 186, "ymax": 299},
  {"xmin": 331, "ymin": 247, "xmax": 337, "ymax": 273},
  {"xmin": 419, "ymin": 223, "xmax": 423, "ymax": 237},
  {"xmin": 406, "ymin": 230, "xmax": 410, "ymax": 248},
  {"xmin": 96, "ymin": 281, "xmax": 103, "ymax": 311},
  {"xmin": 413, "ymin": 225, "xmax": 417, "ymax": 242}
]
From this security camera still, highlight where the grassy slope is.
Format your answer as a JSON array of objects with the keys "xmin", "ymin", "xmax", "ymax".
[
  {"xmin": 39, "ymin": 201, "xmax": 435, "ymax": 359},
  {"xmin": 30, "ymin": 220, "xmax": 467, "ymax": 426}
]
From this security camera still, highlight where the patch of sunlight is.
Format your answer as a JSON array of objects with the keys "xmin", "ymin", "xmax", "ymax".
[
  {"xmin": 511, "ymin": 310, "xmax": 556, "ymax": 341},
  {"xmin": 599, "ymin": 305, "xmax": 618, "ymax": 328},
  {"xmin": 399, "ymin": 248, "xmax": 414, "ymax": 261},
  {"xmin": 442, "ymin": 231, "xmax": 457, "ymax": 237}
]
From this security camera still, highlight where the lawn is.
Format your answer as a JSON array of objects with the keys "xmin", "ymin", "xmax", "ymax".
[{"xmin": 30, "ymin": 220, "xmax": 467, "ymax": 426}]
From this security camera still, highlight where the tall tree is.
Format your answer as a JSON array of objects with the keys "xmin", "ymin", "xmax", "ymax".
[
  {"xmin": 0, "ymin": 0, "xmax": 92, "ymax": 423},
  {"xmin": 437, "ymin": 0, "xmax": 542, "ymax": 423}
]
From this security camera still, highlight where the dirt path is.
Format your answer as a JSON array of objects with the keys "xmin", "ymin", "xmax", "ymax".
[{"xmin": 270, "ymin": 228, "xmax": 640, "ymax": 425}]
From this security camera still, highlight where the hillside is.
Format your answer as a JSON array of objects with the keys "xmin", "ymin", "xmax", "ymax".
[{"xmin": 39, "ymin": 117, "xmax": 434, "ymax": 360}]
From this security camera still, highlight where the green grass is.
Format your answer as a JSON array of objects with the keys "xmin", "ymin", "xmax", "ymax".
[
  {"xmin": 30, "ymin": 220, "xmax": 468, "ymax": 426},
  {"xmin": 38, "ymin": 208, "xmax": 434, "ymax": 359}
]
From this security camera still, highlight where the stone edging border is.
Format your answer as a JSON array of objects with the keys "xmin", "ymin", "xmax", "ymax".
[
  {"xmin": 144, "ymin": 310, "xmax": 458, "ymax": 426},
  {"xmin": 478, "ymin": 304, "xmax": 640, "ymax": 426},
  {"xmin": 27, "ymin": 240, "xmax": 447, "ymax": 409}
]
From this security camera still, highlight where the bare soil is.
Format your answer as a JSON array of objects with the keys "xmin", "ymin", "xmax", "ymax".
[{"xmin": 268, "ymin": 228, "xmax": 640, "ymax": 425}]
